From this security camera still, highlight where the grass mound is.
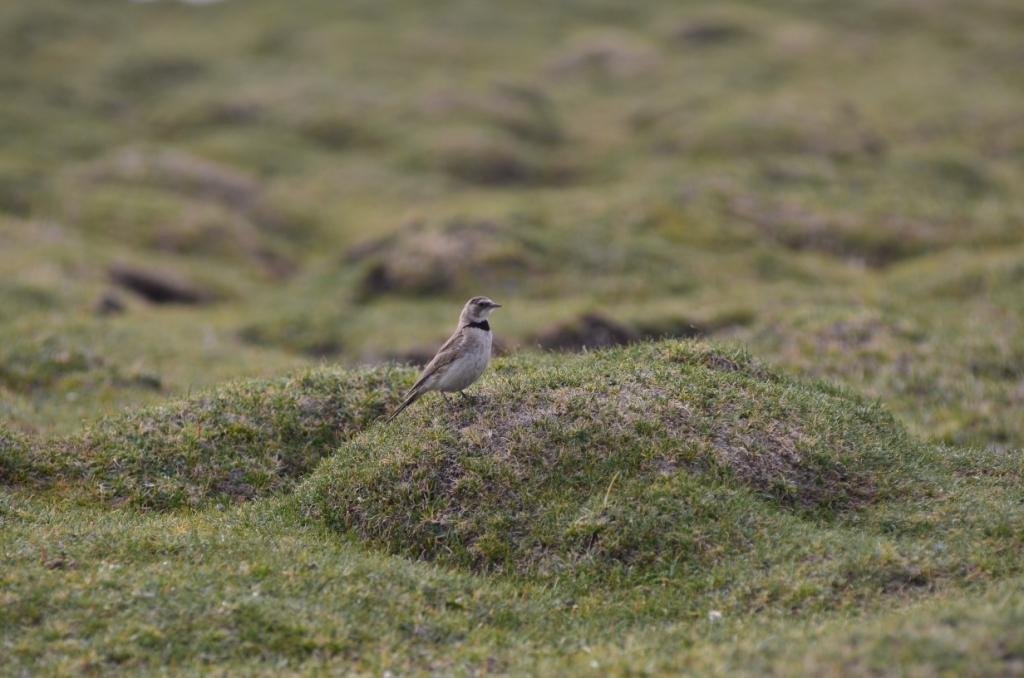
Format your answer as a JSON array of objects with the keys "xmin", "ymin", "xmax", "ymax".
[
  {"xmin": 53, "ymin": 147, "xmax": 316, "ymax": 281},
  {"xmin": 41, "ymin": 367, "xmax": 408, "ymax": 510},
  {"xmin": 0, "ymin": 328, "xmax": 163, "ymax": 395},
  {"xmin": 302, "ymin": 341, "xmax": 920, "ymax": 578},
  {"xmin": 886, "ymin": 245, "xmax": 1024, "ymax": 304},
  {"xmin": 350, "ymin": 217, "xmax": 543, "ymax": 299},
  {"xmin": 424, "ymin": 129, "xmax": 580, "ymax": 187}
]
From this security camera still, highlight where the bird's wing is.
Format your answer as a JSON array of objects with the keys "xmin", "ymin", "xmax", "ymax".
[{"xmin": 408, "ymin": 328, "xmax": 467, "ymax": 393}]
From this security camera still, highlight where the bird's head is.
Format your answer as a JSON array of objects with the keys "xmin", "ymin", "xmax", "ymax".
[{"xmin": 460, "ymin": 296, "xmax": 501, "ymax": 324}]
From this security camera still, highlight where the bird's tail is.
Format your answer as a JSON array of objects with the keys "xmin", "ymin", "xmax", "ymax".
[{"xmin": 386, "ymin": 388, "xmax": 422, "ymax": 422}]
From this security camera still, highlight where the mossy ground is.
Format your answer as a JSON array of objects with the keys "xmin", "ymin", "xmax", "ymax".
[{"xmin": 2, "ymin": 0, "xmax": 1023, "ymax": 674}]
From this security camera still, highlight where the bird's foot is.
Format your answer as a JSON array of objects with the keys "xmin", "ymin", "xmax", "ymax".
[{"xmin": 459, "ymin": 391, "xmax": 477, "ymax": 404}]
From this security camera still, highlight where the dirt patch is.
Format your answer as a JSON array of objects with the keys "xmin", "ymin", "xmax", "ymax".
[
  {"xmin": 109, "ymin": 263, "xmax": 213, "ymax": 305},
  {"xmin": 669, "ymin": 19, "xmax": 750, "ymax": 46}
]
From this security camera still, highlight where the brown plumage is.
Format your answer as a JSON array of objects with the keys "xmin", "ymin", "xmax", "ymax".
[{"xmin": 387, "ymin": 296, "xmax": 501, "ymax": 421}]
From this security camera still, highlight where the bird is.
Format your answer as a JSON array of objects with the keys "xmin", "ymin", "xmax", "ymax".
[{"xmin": 387, "ymin": 296, "xmax": 501, "ymax": 422}]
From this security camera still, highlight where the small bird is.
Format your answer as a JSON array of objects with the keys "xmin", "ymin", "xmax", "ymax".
[{"xmin": 387, "ymin": 296, "xmax": 501, "ymax": 421}]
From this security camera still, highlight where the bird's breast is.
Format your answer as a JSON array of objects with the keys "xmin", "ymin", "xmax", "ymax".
[
  {"xmin": 436, "ymin": 328, "xmax": 492, "ymax": 391},
  {"xmin": 464, "ymin": 326, "xmax": 492, "ymax": 350}
]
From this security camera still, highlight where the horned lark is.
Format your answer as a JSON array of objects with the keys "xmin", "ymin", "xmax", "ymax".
[{"xmin": 387, "ymin": 296, "xmax": 501, "ymax": 421}]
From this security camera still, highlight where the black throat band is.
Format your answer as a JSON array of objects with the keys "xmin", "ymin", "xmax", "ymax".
[{"xmin": 464, "ymin": 320, "xmax": 490, "ymax": 331}]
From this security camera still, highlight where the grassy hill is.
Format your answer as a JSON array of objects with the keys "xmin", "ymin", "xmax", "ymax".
[
  {"xmin": 4, "ymin": 343, "xmax": 1023, "ymax": 673},
  {"xmin": 2, "ymin": 0, "xmax": 1023, "ymax": 674}
]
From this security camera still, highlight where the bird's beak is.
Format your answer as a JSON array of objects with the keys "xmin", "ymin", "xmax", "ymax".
[{"xmin": 490, "ymin": 302, "xmax": 502, "ymax": 308}]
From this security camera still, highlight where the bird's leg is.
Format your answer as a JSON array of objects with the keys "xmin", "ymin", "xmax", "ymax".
[{"xmin": 459, "ymin": 391, "xmax": 475, "ymax": 404}]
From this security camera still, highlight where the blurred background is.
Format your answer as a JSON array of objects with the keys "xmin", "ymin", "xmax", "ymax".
[{"xmin": 1, "ymin": 0, "xmax": 1022, "ymax": 447}]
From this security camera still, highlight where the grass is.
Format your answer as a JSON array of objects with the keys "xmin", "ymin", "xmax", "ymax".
[
  {"xmin": 3, "ymin": 343, "xmax": 1023, "ymax": 674},
  {"xmin": 2, "ymin": 0, "xmax": 1023, "ymax": 673},
  {"xmin": 0, "ymin": 496, "xmax": 561, "ymax": 675}
]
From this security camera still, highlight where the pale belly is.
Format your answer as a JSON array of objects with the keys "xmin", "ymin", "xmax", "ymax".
[{"xmin": 434, "ymin": 330, "xmax": 491, "ymax": 392}]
